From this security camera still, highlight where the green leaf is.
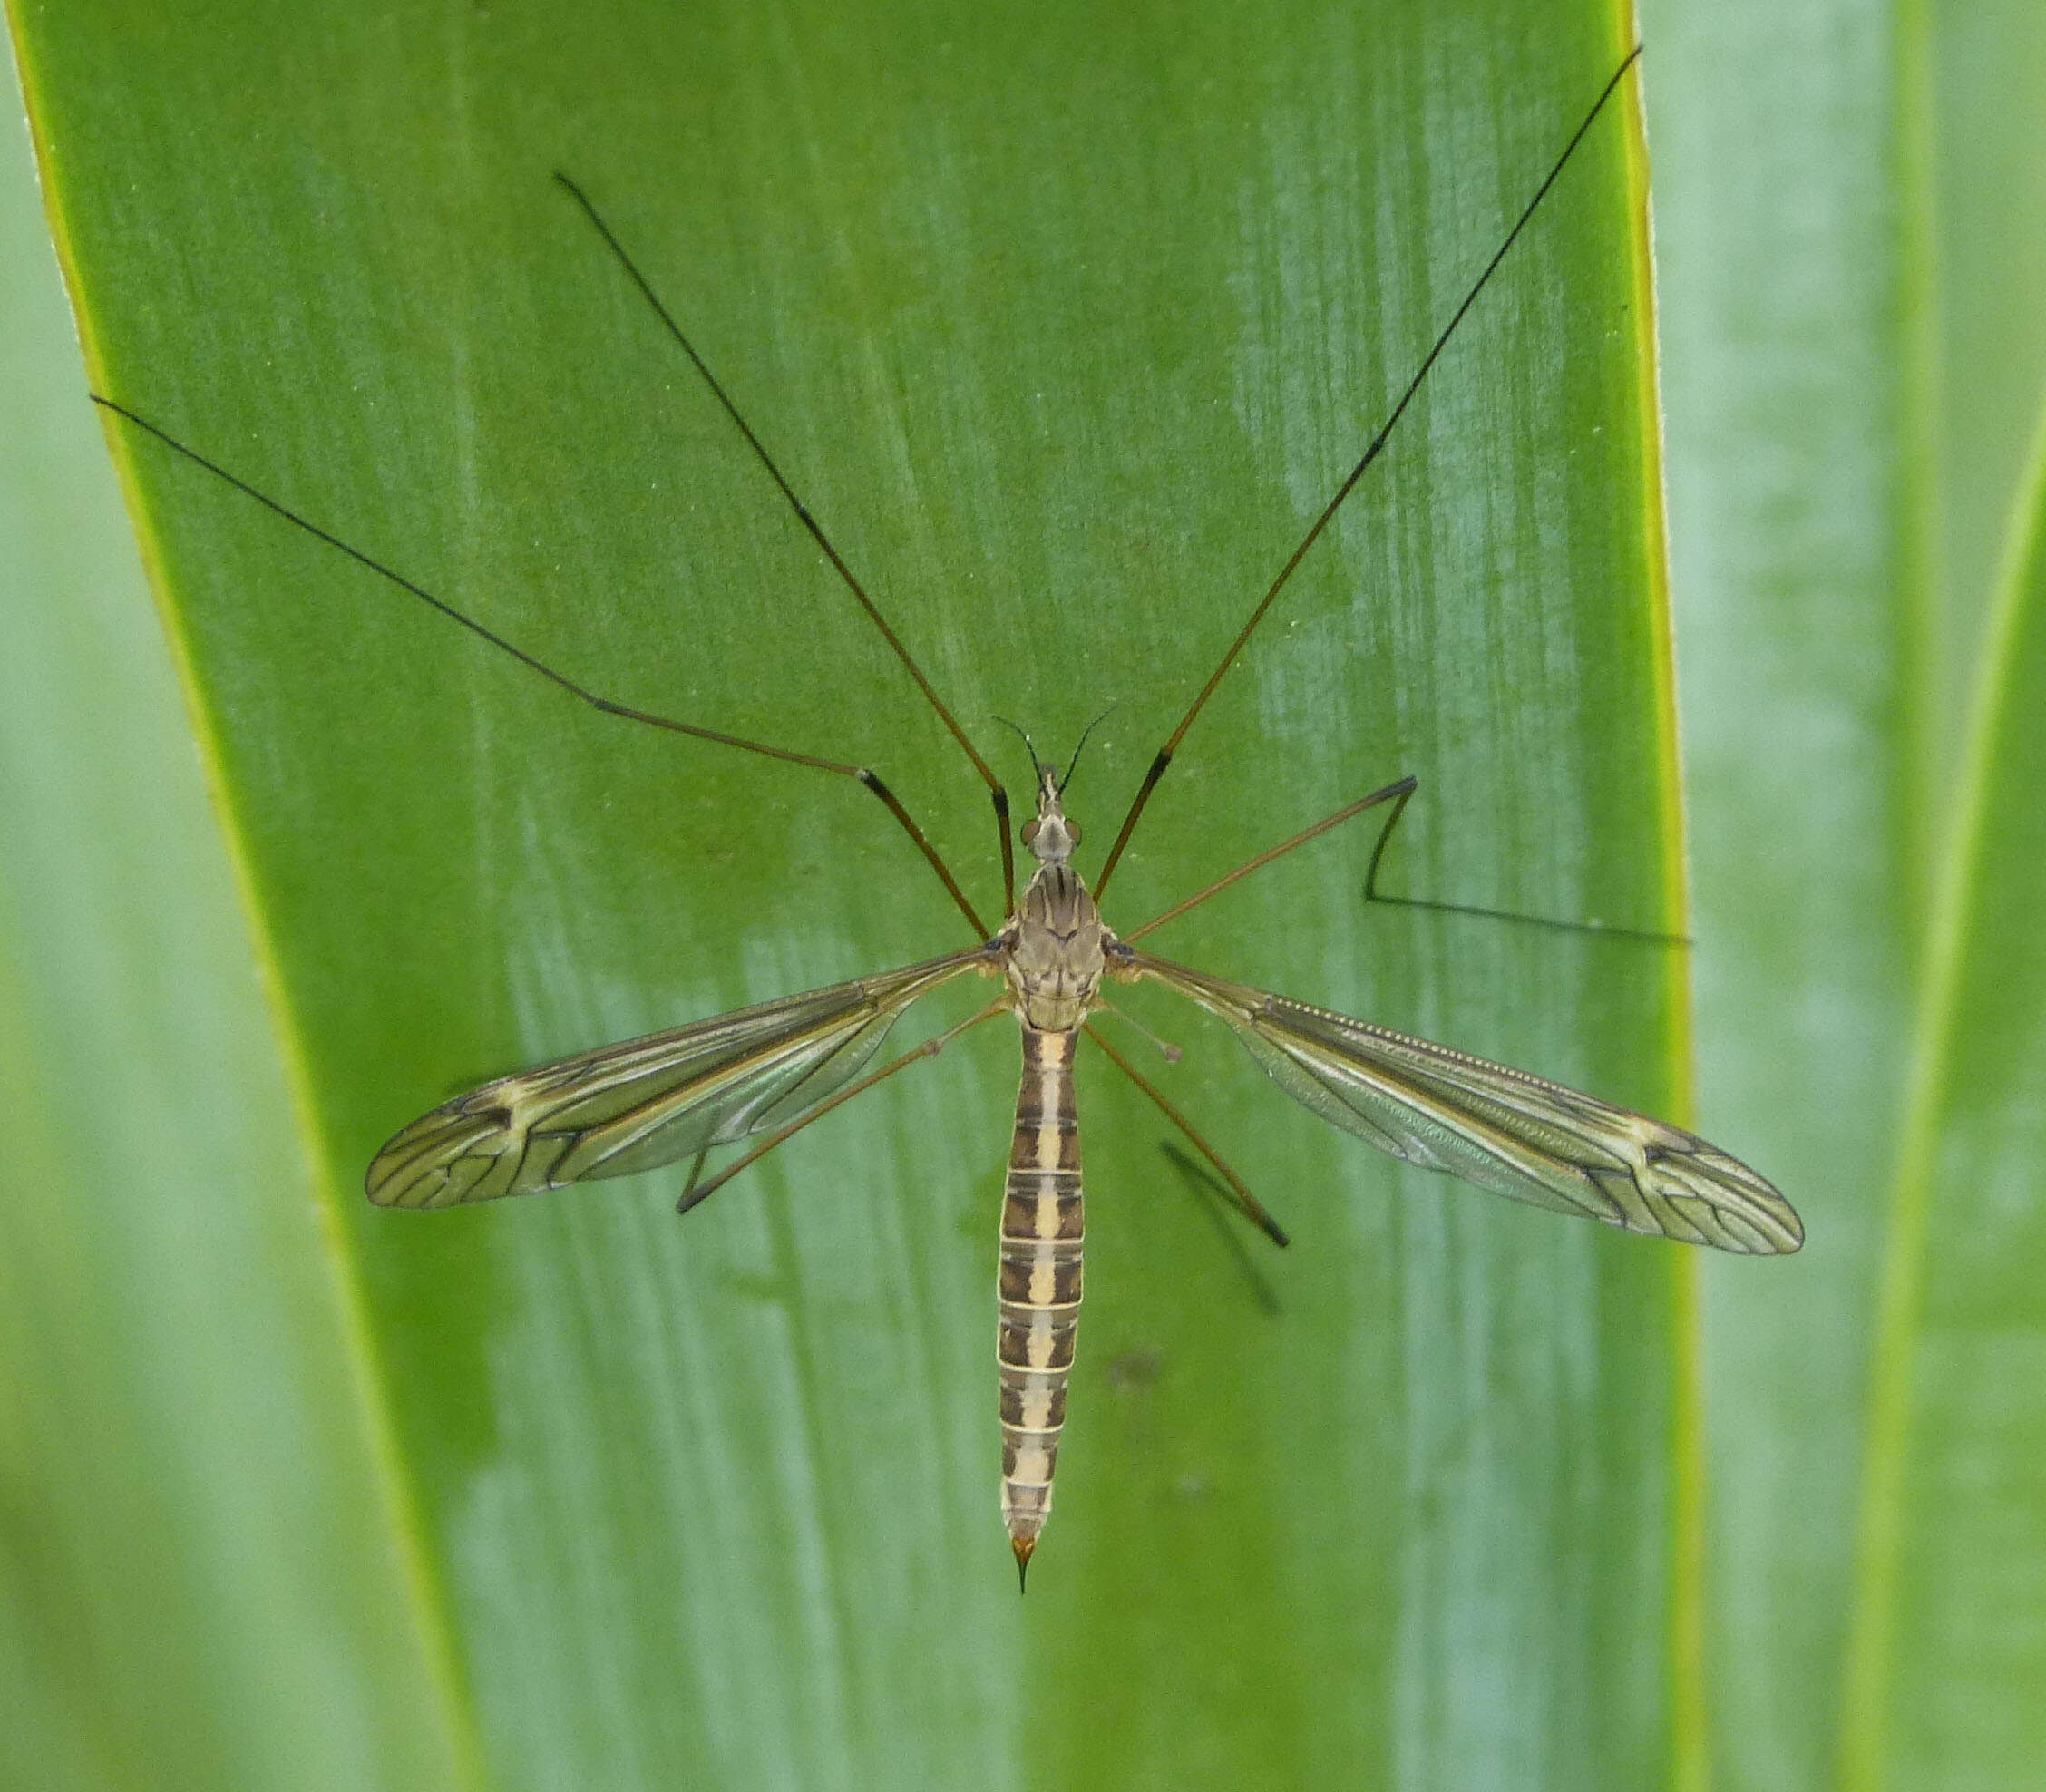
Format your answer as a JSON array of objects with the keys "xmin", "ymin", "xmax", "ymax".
[
  {"xmin": 11, "ymin": 4, "xmax": 1725, "ymax": 1787},
  {"xmin": 1642, "ymin": 7, "xmax": 1921, "ymax": 1784},
  {"xmin": 1843, "ymin": 396, "xmax": 2046, "ymax": 1787},
  {"xmin": 1646, "ymin": 0, "xmax": 2046, "ymax": 1786},
  {"xmin": 0, "ymin": 45, "xmax": 471, "ymax": 1792}
]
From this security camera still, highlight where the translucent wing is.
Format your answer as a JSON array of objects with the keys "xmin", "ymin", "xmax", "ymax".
[
  {"xmin": 368, "ymin": 946, "xmax": 997, "ymax": 1209},
  {"xmin": 1129, "ymin": 951, "xmax": 1801, "ymax": 1255}
]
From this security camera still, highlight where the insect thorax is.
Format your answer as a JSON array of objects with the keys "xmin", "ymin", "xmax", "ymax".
[{"xmin": 1003, "ymin": 863, "xmax": 1110, "ymax": 1031}]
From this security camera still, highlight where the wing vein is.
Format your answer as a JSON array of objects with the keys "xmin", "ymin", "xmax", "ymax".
[
  {"xmin": 367, "ymin": 944, "xmax": 998, "ymax": 1208},
  {"xmin": 1128, "ymin": 950, "xmax": 1800, "ymax": 1254}
]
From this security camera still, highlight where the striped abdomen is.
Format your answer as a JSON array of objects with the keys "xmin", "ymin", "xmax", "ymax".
[{"xmin": 998, "ymin": 1024, "xmax": 1083, "ymax": 1583}]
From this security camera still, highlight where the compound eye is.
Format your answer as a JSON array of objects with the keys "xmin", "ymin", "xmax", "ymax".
[
  {"xmin": 1021, "ymin": 818, "xmax": 1039, "ymax": 847},
  {"xmin": 1066, "ymin": 820, "xmax": 1082, "ymax": 845}
]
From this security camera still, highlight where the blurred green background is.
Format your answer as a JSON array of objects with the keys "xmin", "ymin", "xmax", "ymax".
[{"xmin": 2, "ymin": 2, "xmax": 2040, "ymax": 1788}]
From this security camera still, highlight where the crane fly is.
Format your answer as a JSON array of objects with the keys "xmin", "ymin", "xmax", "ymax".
[{"xmin": 94, "ymin": 44, "xmax": 1799, "ymax": 1588}]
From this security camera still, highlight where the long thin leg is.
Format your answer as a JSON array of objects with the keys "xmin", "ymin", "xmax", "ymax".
[
  {"xmin": 1118, "ymin": 771, "xmax": 1686, "ymax": 948},
  {"xmin": 556, "ymin": 173, "xmax": 1017, "ymax": 917},
  {"xmin": 93, "ymin": 395, "xmax": 990, "ymax": 940},
  {"xmin": 1121, "ymin": 777, "xmax": 1416, "ymax": 943},
  {"xmin": 1360, "ymin": 778, "xmax": 1688, "ymax": 946},
  {"xmin": 677, "ymin": 999, "xmax": 1007, "ymax": 1212},
  {"xmin": 1083, "ymin": 1022, "xmax": 1289, "ymax": 1249},
  {"xmin": 1093, "ymin": 48, "xmax": 1643, "ymax": 900}
]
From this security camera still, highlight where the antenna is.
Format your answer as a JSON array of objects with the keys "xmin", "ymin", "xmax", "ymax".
[{"xmin": 1059, "ymin": 705, "xmax": 1118, "ymax": 794}]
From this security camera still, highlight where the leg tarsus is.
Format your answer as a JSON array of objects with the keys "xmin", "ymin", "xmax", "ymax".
[
  {"xmin": 557, "ymin": 171, "xmax": 1008, "ymax": 932},
  {"xmin": 1362, "ymin": 777, "xmax": 1690, "ymax": 948},
  {"xmin": 1089, "ymin": 51, "xmax": 1643, "ymax": 899}
]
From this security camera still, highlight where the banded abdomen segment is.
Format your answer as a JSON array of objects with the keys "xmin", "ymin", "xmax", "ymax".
[{"xmin": 998, "ymin": 1024, "xmax": 1083, "ymax": 1582}]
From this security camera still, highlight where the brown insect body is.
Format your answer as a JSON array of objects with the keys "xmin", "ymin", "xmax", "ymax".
[{"xmin": 991, "ymin": 765, "xmax": 1116, "ymax": 1580}]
